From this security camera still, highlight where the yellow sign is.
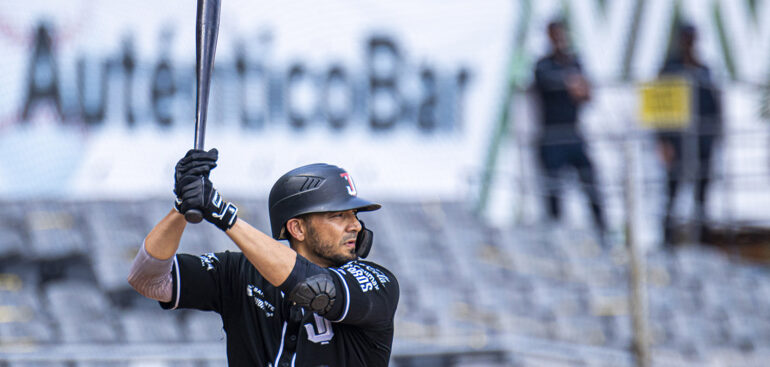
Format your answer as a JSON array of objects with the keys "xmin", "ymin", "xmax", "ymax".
[{"xmin": 638, "ymin": 77, "xmax": 692, "ymax": 129}]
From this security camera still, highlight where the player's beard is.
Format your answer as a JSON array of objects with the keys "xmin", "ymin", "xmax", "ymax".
[{"xmin": 307, "ymin": 225, "xmax": 358, "ymax": 267}]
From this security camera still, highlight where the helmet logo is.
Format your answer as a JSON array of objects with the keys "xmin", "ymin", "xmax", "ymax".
[{"xmin": 340, "ymin": 172, "xmax": 357, "ymax": 196}]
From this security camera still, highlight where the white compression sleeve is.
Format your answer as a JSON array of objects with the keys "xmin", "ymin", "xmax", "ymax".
[{"xmin": 127, "ymin": 241, "xmax": 174, "ymax": 303}]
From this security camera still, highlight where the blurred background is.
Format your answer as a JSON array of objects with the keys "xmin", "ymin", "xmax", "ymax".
[{"xmin": 2, "ymin": 0, "xmax": 770, "ymax": 366}]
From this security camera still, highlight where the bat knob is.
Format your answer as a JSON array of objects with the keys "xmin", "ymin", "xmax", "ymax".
[{"xmin": 185, "ymin": 209, "xmax": 204, "ymax": 223}]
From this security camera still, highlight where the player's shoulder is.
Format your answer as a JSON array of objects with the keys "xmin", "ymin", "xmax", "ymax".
[
  {"xmin": 183, "ymin": 250, "xmax": 251, "ymax": 271},
  {"xmin": 340, "ymin": 259, "xmax": 392, "ymax": 272},
  {"xmin": 189, "ymin": 249, "xmax": 243, "ymax": 262},
  {"xmin": 360, "ymin": 260, "xmax": 395, "ymax": 275},
  {"xmin": 336, "ymin": 260, "xmax": 398, "ymax": 286}
]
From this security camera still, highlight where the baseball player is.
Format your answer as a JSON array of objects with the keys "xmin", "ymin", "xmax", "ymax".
[{"xmin": 128, "ymin": 149, "xmax": 399, "ymax": 367}]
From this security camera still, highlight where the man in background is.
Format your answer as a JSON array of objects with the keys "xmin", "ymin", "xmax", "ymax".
[
  {"xmin": 532, "ymin": 19, "xmax": 606, "ymax": 241},
  {"xmin": 657, "ymin": 23, "xmax": 723, "ymax": 246}
]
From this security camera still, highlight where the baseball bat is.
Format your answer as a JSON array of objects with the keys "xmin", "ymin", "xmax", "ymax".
[{"xmin": 185, "ymin": 0, "xmax": 222, "ymax": 223}]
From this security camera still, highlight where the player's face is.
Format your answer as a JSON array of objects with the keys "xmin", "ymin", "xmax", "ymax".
[{"xmin": 305, "ymin": 210, "xmax": 361, "ymax": 267}]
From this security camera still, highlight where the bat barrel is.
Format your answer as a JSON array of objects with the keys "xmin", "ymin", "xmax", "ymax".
[
  {"xmin": 194, "ymin": 0, "xmax": 221, "ymax": 150},
  {"xmin": 186, "ymin": 0, "xmax": 221, "ymax": 224}
]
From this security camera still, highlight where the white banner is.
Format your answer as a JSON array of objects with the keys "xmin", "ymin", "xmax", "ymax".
[
  {"xmin": 3, "ymin": 0, "xmax": 766, "ymax": 211},
  {"xmin": 0, "ymin": 0, "xmax": 514, "ymax": 200}
]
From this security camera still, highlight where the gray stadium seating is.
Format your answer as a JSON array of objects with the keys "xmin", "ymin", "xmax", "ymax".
[
  {"xmin": 0, "ymin": 219, "xmax": 24, "ymax": 259},
  {"xmin": 119, "ymin": 308, "xmax": 184, "ymax": 343},
  {"xmin": 23, "ymin": 202, "xmax": 89, "ymax": 261},
  {"xmin": 180, "ymin": 310, "xmax": 226, "ymax": 343},
  {"xmin": 43, "ymin": 279, "xmax": 120, "ymax": 343},
  {"xmin": 1, "ymin": 198, "xmax": 770, "ymax": 366}
]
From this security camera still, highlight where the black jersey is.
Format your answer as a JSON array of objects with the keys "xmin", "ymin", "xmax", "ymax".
[
  {"xmin": 159, "ymin": 251, "xmax": 399, "ymax": 367},
  {"xmin": 533, "ymin": 54, "xmax": 586, "ymax": 136}
]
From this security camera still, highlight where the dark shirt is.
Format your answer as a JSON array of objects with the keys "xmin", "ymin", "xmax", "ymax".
[
  {"xmin": 659, "ymin": 56, "xmax": 721, "ymax": 132},
  {"xmin": 657, "ymin": 57, "xmax": 722, "ymax": 159},
  {"xmin": 533, "ymin": 53, "xmax": 586, "ymax": 140},
  {"xmin": 160, "ymin": 251, "xmax": 399, "ymax": 367}
]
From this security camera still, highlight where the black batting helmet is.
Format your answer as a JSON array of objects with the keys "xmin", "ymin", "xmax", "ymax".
[{"xmin": 268, "ymin": 163, "xmax": 381, "ymax": 240}]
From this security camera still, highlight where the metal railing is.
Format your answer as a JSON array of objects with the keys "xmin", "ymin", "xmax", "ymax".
[{"xmin": 478, "ymin": 81, "xmax": 770, "ymax": 248}]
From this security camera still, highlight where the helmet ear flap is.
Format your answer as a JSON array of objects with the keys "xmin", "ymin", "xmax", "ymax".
[{"xmin": 355, "ymin": 221, "xmax": 373, "ymax": 258}]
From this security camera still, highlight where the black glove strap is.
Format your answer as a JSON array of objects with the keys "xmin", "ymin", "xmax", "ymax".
[
  {"xmin": 177, "ymin": 175, "xmax": 238, "ymax": 231},
  {"xmin": 204, "ymin": 189, "xmax": 239, "ymax": 231}
]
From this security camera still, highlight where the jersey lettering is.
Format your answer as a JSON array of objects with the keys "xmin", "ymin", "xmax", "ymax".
[
  {"xmin": 352, "ymin": 267, "xmax": 371, "ymax": 291},
  {"xmin": 304, "ymin": 313, "xmax": 334, "ymax": 344},
  {"xmin": 246, "ymin": 285, "xmax": 276, "ymax": 317},
  {"xmin": 171, "ymin": 253, "xmax": 396, "ymax": 365},
  {"xmin": 343, "ymin": 263, "xmax": 379, "ymax": 292},
  {"xmin": 361, "ymin": 263, "xmax": 391, "ymax": 284},
  {"xmin": 199, "ymin": 253, "xmax": 219, "ymax": 271}
]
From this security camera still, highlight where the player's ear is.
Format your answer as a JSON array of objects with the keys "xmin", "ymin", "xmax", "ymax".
[{"xmin": 286, "ymin": 217, "xmax": 306, "ymax": 242}]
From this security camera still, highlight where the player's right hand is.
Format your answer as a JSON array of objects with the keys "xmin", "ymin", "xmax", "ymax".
[
  {"xmin": 174, "ymin": 148, "xmax": 218, "ymax": 211},
  {"xmin": 177, "ymin": 175, "xmax": 238, "ymax": 231}
]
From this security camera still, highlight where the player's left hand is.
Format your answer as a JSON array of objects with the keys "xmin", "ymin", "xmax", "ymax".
[
  {"xmin": 173, "ymin": 149, "xmax": 219, "ymax": 213},
  {"xmin": 174, "ymin": 149, "xmax": 218, "ymax": 195},
  {"xmin": 177, "ymin": 175, "xmax": 238, "ymax": 231}
]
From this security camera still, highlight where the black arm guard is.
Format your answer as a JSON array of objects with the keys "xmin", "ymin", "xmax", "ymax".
[{"xmin": 287, "ymin": 273, "xmax": 336, "ymax": 316}]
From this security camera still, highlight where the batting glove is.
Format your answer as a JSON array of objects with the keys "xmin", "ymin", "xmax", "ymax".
[
  {"xmin": 173, "ymin": 149, "xmax": 219, "ymax": 211},
  {"xmin": 177, "ymin": 175, "xmax": 238, "ymax": 231}
]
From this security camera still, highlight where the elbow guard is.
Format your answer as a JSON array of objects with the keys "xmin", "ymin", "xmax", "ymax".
[{"xmin": 288, "ymin": 273, "xmax": 336, "ymax": 316}]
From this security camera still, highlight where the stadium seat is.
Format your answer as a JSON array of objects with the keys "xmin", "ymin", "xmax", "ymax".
[
  {"xmin": 43, "ymin": 279, "xmax": 120, "ymax": 343},
  {"xmin": 551, "ymin": 315, "xmax": 607, "ymax": 345},
  {"xmin": 83, "ymin": 202, "xmax": 149, "ymax": 292},
  {"xmin": 179, "ymin": 310, "xmax": 226, "ymax": 342},
  {"xmin": 599, "ymin": 315, "xmax": 633, "ymax": 349},
  {"xmin": 119, "ymin": 308, "xmax": 184, "ymax": 343},
  {"xmin": 0, "ymin": 219, "xmax": 24, "ymax": 259},
  {"xmin": 0, "ymin": 267, "xmax": 55, "ymax": 346},
  {"xmin": 75, "ymin": 362, "xmax": 129, "ymax": 367},
  {"xmin": 0, "ymin": 319, "xmax": 57, "ymax": 346},
  {"xmin": 1, "ymin": 199, "xmax": 770, "ymax": 365},
  {"xmin": 24, "ymin": 202, "xmax": 89, "ymax": 261}
]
